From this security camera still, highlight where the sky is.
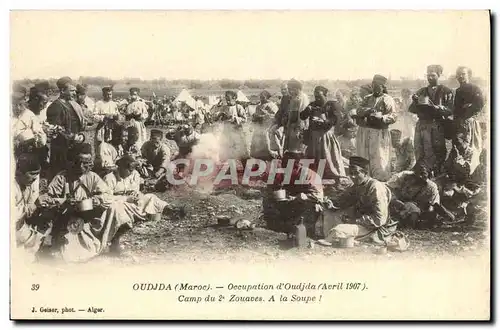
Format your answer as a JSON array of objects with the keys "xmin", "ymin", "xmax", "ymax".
[{"xmin": 10, "ymin": 10, "xmax": 490, "ymax": 81}]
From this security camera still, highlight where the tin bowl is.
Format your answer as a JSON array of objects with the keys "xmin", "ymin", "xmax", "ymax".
[
  {"xmin": 217, "ymin": 218, "xmax": 231, "ymax": 226},
  {"xmin": 374, "ymin": 246, "xmax": 388, "ymax": 255},
  {"xmin": 73, "ymin": 133, "xmax": 86, "ymax": 143}
]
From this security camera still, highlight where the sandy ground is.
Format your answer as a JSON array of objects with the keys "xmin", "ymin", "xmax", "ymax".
[
  {"xmin": 38, "ymin": 124, "xmax": 490, "ymax": 267},
  {"xmin": 29, "ymin": 185, "xmax": 488, "ymax": 270}
]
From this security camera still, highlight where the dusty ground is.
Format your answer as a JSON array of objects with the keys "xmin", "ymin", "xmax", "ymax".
[
  {"xmin": 109, "ymin": 184, "xmax": 489, "ymax": 265},
  {"xmin": 40, "ymin": 125, "xmax": 490, "ymax": 266}
]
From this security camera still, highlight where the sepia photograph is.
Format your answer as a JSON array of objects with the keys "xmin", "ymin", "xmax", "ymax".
[{"xmin": 9, "ymin": 9, "xmax": 491, "ymax": 320}]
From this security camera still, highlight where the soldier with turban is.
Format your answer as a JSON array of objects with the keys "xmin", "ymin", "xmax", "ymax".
[
  {"xmin": 350, "ymin": 74, "xmax": 397, "ymax": 181},
  {"xmin": 46, "ymin": 76, "xmax": 86, "ymax": 179},
  {"xmin": 409, "ymin": 64, "xmax": 453, "ymax": 176}
]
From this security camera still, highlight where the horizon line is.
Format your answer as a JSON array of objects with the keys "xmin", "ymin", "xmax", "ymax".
[{"xmin": 12, "ymin": 75, "xmax": 487, "ymax": 82}]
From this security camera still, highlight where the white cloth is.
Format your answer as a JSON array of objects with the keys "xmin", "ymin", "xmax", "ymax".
[
  {"xmin": 104, "ymin": 170, "xmax": 168, "ymax": 218},
  {"xmin": 355, "ymin": 94, "xmax": 397, "ymax": 182},
  {"xmin": 94, "ymin": 100, "xmax": 119, "ymax": 121},
  {"xmin": 327, "ymin": 224, "xmax": 371, "ymax": 239},
  {"xmin": 356, "ymin": 127, "xmax": 392, "ymax": 181}
]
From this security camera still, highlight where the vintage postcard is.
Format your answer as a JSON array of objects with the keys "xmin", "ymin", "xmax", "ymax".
[{"xmin": 10, "ymin": 10, "xmax": 491, "ymax": 320}]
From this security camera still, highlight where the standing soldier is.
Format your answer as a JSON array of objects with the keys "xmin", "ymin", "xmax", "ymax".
[{"xmin": 409, "ymin": 65, "xmax": 453, "ymax": 176}]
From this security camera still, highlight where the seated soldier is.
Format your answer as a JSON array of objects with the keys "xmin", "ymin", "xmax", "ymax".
[
  {"xmin": 139, "ymin": 129, "xmax": 174, "ymax": 191},
  {"xmin": 173, "ymin": 124, "xmax": 201, "ymax": 159},
  {"xmin": 167, "ymin": 124, "xmax": 201, "ymax": 174},
  {"xmin": 337, "ymin": 120, "xmax": 358, "ymax": 159},
  {"xmin": 465, "ymin": 149, "xmax": 488, "ymax": 226},
  {"xmin": 266, "ymin": 149, "xmax": 325, "ymax": 238},
  {"xmin": 94, "ymin": 124, "xmax": 128, "ymax": 177},
  {"xmin": 13, "ymin": 154, "xmax": 51, "ymax": 262},
  {"xmin": 337, "ymin": 120, "xmax": 358, "ymax": 172},
  {"xmin": 42, "ymin": 143, "xmax": 134, "ymax": 262},
  {"xmin": 103, "ymin": 155, "xmax": 182, "ymax": 254},
  {"xmin": 124, "ymin": 126, "xmax": 142, "ymax": 159},
  {"xmin": 386, "ymin": 162, "xmax": 454, "ymax": 228},
  {"xmin": 318, "ymin": 156, "xmax": 398, "ymax": 246},
  {"xmin": 390, "ymin": 129, "xmax": 416, "ymax": 174}
]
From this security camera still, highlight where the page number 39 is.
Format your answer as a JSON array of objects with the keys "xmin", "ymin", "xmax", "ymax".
[{"xmin": 31, "ymin": 284, "xmax": 40, "ymax": 291}]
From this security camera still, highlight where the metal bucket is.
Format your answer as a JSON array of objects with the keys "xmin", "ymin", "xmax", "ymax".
[
  {"xmin": 147, "ymin": 213, "xmax": 162, "ymax": 222},
  {"xmin": 338, "ymin": 237, "xmax": 355, "ymax": 248}
]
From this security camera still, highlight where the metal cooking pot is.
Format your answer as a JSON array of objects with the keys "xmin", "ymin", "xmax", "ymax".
[
  {"xmin": 76, "ymin": 198, "xmax": 94, "ymax": 212},
  {"xmin": 273, "ymin": 189, "xmax": 286, "ymax": 201},
  {"xmin": 146, "ymin": 213, "xmax": 162, "ymax": 222}
]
